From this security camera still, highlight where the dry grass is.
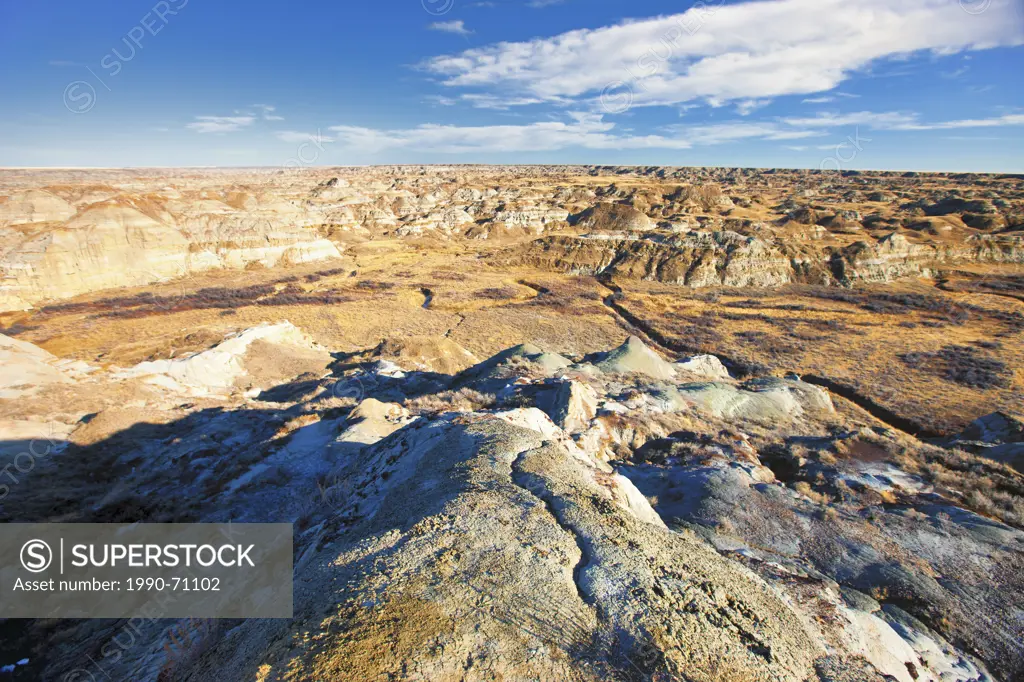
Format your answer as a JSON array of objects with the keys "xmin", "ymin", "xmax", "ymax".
[
  {"xmin": 404, "ymin": 388, "xmax": 496, "ymax": 416},
  {"xmin": 0, "ymin": 245, "xmax": 630, "ymax": 368},
  {"xmin": 901, "ymin": 446, "xmax": 1024, "ymax": 527},
  {"xmin": 614, "ymin": 280, "xmax": 1024, "ymax": 435},
  {"xmin": 3, "ymin": 224, "xmax": 1020, "ymax": 440}
]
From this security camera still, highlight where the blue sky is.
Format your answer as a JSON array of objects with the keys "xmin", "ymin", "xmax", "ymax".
[{"xmin": 1, "ymin": 0, "xmax": 1023, "ymax": 170}]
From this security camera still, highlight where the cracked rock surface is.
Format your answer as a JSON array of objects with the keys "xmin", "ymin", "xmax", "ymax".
[{"xmin": 2, "ymin": 324, "xmax": 1019, "ymax": 681}]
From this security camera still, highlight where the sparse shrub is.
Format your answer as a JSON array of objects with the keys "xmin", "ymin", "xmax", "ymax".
[
  {"xmin": 795, "ymin": 481, "xmax": 830, "ymax": 504},
  {"xmin": 899, "ymin": 345, "xmax": 1012, "ymax": 389},
  {"xmin": 355, "ymin": 280, "xmax": 395, "ymax": 291},
  {"xmin": 498, "ymin": 392, "xmax": 535, "ymax": 409},
  {"xmin": 966, "ymin": 489, "xmax": 997, "ymax": 515},
  {"xmin": 303, "ymin": 267, "xmax": 350, "ymax": 282},
  {"xmin": 476, "ymin": 286, "xmax": 521, "ymax": 300},
  {"xmin": 431, "ymin": 270, "xmax": 468, "ymax": 281},
  {"xmin": 817, "ymin": 451, "xmax": 838, "ymax": 466},
  {"xmin": 715, "ymin": 517, "xmax": 737, "ymax": 536},
  {"xmin": 404, "ymin": 388, "xmax": 496, "ymax": 415},
  {"xmin": 815, "ymin": 506, "xmax": 839, "ymax": 521}
]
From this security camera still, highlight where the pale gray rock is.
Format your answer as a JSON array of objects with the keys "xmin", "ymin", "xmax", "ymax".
[
  {"xmin": 546, "ymin": 380, "xmax": 598, "ymax": 434},
  {"xmin": 675, "ymin": 354, "xmax": 730, "ymax": 380},
  {"xmin": 589, "ymin": 336, "xmax": 677, "ymax": 380},
  {"xmin": 0, "ymin": 333, "xmax": 73, "ymax": 399}
]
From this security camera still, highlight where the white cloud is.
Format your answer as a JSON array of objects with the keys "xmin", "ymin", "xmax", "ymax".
[
  {"xmin": 186, "ymin": 116, "xmax": 255, "ymax": 134},
  {"xmin": 429, "ymin": 20, "xmax": 473, "ymax": 36},
  {"xmin": 316, "ymin": 112, "xmax": 837, "ymax": 154},
  {"xmin": 460, "ymin": 93, "xmax": 549, "ymax": 109},
  {"xmin": 422, "ymin": 0, "xmax": 1023, "ymax": 110},
  {"xmin": 304, "ymin": 107, "xmax": 1024, "ymax": 156},
  {"xmin": 276, "ymin": 130, "xmax": 336, "ymax": 143},
  {"xmin": 893, "ymin": 113, "xmax": 1024, "ymax": 130},
  {"xmin": 328, "ymin": 113, "xmax": 693, "ymax": 153},
  {"xmin": 736, "ymin": 99, "xmax": 771, "ymax": 116},
  {"xmin": 663, "ymin": 121, "xmax": 821, "ymax": 145},
  {"xmin": 782, "ymin": 110, "xmax": 1024, "ymax": 131},
  {"xmin": 253, "ymin": 104, "xmax": 284, "ymax": 121},
  {"xmin": 426, "ymin": 95, "xmax": 458, "ymax": 106},
  {"xmin": 802, "ymin": 96, "xmax": 836, "ymax": 104},
  {"xmin": 781, "ymin": 111, "xmax": 921, "ymax": 128},
  {"xmin": 677, "ymin": 103, "xmax": 701, "ymax": 117}
]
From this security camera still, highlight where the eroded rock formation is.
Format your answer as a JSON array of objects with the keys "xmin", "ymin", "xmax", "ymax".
[{"xmin": 1, "ymin": 326, "xmax": 1019, "ymax": 681}]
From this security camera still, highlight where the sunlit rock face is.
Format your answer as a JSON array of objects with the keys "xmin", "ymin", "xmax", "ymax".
[
  {"xmin": 0, "ymin": 193, "xmax": 342, "ymax": 310},
  {"xmin": 3, "ymin": 165, "xmax": 1023, "ymax": 310}
]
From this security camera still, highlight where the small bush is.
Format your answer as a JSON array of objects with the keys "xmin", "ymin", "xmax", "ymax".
[
  {"xmin": 355, "ymin": 280, "xmax": 395, "ymax": 291},
  {"xmin": 476, "ymin": 286, "xmax": 521, "ymax": 300},
  {"xmin": 404, "ymin": 388, "xmax": 496, "ymax": 415},
  {"xmin": 899, "ymin": 345, "xmax": 1012, "ymax": 389}
]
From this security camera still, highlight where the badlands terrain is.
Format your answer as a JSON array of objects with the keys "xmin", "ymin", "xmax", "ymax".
[{"xmin": 1, "ymin": 165, "xmax": 1023, "ymax": 681}]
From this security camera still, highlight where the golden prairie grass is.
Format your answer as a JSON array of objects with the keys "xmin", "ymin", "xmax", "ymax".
[
  {"xmin": 3, "ymin": 233, "xmax": 1019, "ymax": 439},
  {"xmin": 615, "ymin": 279, "xmax": 1023, "ymax": 435}
]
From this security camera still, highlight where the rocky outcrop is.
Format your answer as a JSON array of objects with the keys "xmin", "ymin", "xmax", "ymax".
[
  {"xmin": 571, "ymin": 202, "xmax": 654, "ymax": 233},
  {"xmin": 504, "ymin": 230, "xmax": 1024, "ymax": 289},
  {"xmin": 588, "ymin": 335, "xmax": 679, "ymax": 379},
  {"xmin": 0, "ymin": 190, "xmax": 75, "ymax": 225},
  {"xmin": 4, "ymin": 167, "xmax": 1023, "ymax": 307},
  {"xmin": 187, "ymin": 410, "xmax": 823, "ymax": 681},
  {"xmin": 0, "ymin": 333, "xmax": 76, "ymax": 399},
  {"xmin": 0, "ymin": 199, "xmax": 342, "ymax": 311},
  {"xmin": 371, "ymin": 336, "xmax": 480, "ymax": 374},
  {"xmin": 676, "ymin": 354, "xmax": 731, "ymax": 380},
  {"xmin": 545, "ymin": 379, "xmax": 598, "ymax": 433},
  {"xmin": 947, "ymin": 411, "xmax": 1024, "ymax": 472},
  {"xmin": 466, "ymin": 204, "xmax": 570, "ymax": 239},
  {"xmin": 830, "ymin": 233, "xmax": 938, "ymax": 284},
  {"xmin": 115, "ymin": 322, "xmax": 331, "ymax": 396},
  {"xmin": 335, "ymin": 398, "xmax": 415, "ymax": 447},
  {"xmin": 502, "ymin": 232, "xmax": 794, "ymax": 287},
  {"xmin": 2, "ymin": 328, "xmax": 1018, "ymax": 681},
  {"xmin": 830, "ymin": 232, "xmax": 1024, "ymax": 285},
  {"xmin": 2, "ymin": 163, "xmax": 1022, "ymax": 680},
  {"xmin": 666, "ymin": 183, "xmax": 734, "ymax": 212}
]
